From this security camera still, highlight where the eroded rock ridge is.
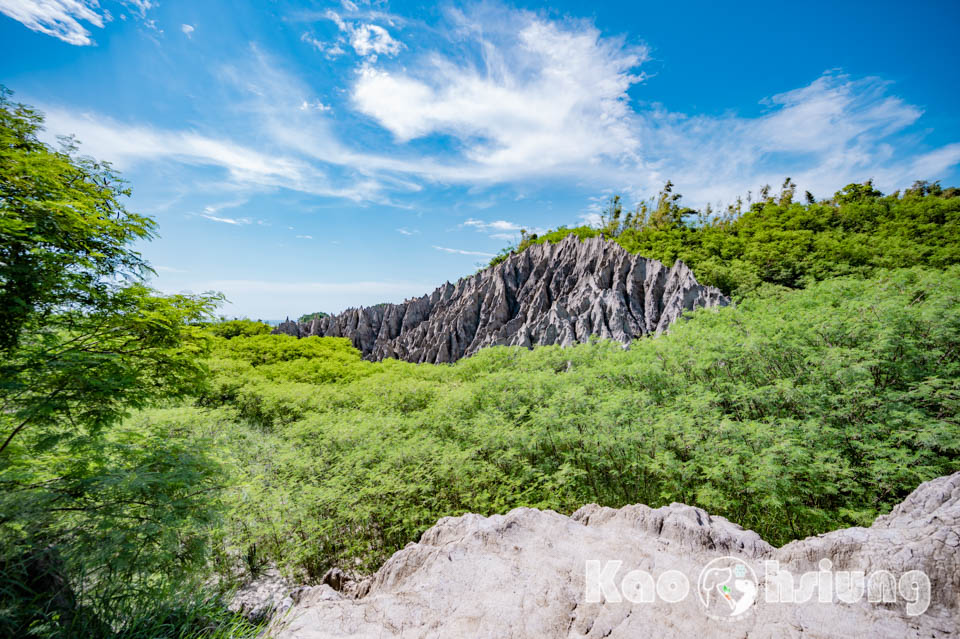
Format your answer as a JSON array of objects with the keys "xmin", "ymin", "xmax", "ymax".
[{"xmin": 273, "ymin": 235, "xmax": 729, "ymax": 363}]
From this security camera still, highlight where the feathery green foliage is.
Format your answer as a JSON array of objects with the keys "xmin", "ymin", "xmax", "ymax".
[
  {"xmin": 0, "ymin": 89, "xmax": 247, "ymax": 639},
  {"xmin": 198, "ymin": 268, "xmax": 960, "ymax": 579},
  {"xmin": 206, "ymin": 319, "xmax": 273, "ymax": 340}
]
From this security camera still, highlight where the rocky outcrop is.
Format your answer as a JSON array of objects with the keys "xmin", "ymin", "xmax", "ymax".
[
  {"xmin": 272, "ymin": 472, "xmax": 960, "ymax": 638},
  {"xmin": 228, "ymin": 567, "xmax": 366, "ymax": 623},
  {"xmin": 227, "ymin": 567, "xmax": 295, "ymax": 622},
  {"xmin": 273, "ymin": 317, "xmax": 301, "ymax": 338},
  {"xmin": 272, "ymin": 235, "xmax": 728, "ymax": 363}
]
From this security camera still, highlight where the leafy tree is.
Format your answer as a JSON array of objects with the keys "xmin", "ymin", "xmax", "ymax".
[
  {"xmin": 778, "ymin": 177, "xmax": 796, "ymax": 205},
  {"xmin": 833, "ymin": 178, "xmax": 882, "ymax": 204},
  {"xmin": 599, "ymin": 195, "xmax": 623, "ymax": 236},
  {"xmin": 0, "ymin": 90, "xmax": 155, "ymax": 353},
  {"xmin": 0, "ymin": 89, "xmax": 229, "ymax": 637}
]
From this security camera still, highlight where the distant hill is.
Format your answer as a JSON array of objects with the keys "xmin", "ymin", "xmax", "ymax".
[{"xmin": 298, "ymin": 311, "xmax": 330, "ymax": 323}]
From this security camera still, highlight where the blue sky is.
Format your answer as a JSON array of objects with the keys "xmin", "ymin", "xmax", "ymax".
[{"xmin": 2, "ymin": 0, "xmax": 959, "ymax": 319}]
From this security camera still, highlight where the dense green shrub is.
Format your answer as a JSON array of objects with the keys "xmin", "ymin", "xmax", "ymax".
[
  {"xmin": 200, "ymin": 267, "xmax": 960, "ymax": 579},
  {"xmin": 205, "ymin": 319, "xmax": 272, "ymax": 339}
]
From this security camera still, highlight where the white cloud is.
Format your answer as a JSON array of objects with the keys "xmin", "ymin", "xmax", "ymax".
[
  {"xmin": 634, "ymin": 72, "xmax": 960, "ymax": 204},
  {"xmin": 462, "ymin": 218, "xmax": 541, "ymax": 241},
  {"xmin": 463, "ymin": 219, "xmax": 521, "ymax": 232},
  {"xmin": 121, "ymin": 0, "xmax": 152, "ymax": 18},
  {"xmin": 42, "ymin": 108, "xmax": 307, "ymax": 183},
  {"xmin": 348, "ymin": 23, "xmax": 401, "ymax": 58},
  {"xmin": 202, "ymin": 213, "xmax": 252, "ymax": 225},
  {"xmin": 204, "ymin": 280, "xmax": 429, "ymax": 296},
  {"xmin": 32, "ymin": 9, "xmax": 960, "ymax": 211},
  {"xmin": 0, "ymin": 0, "xmax": 156, "ymax": 45},
  {"xmin": 580, "ymin": 212, "xmax": 603, "ymax": 227},
  {"xmin": 325, "ymin": 8, "xmax": 346, "ymax": 31},
  {"xmin": 352, "ymin": 11, "xmax": 644, "ymax": 173},
  {"xmin": 433, "ymin": 245, "xmax": 495, "ymax": 257},
  {"xmin": 181, "ymin": 23, "xmax": 194, "ymax": 37},
  {"xmin": 0, "ymin": 0, "xmax": 106, "ymax": 45},
  {"xmin": 396, "ymin": 227, "xmax": 419, "ymax": 236},
  {"xmin": 39, "ymin": 106, "xmax": 384, "ymax": 201},
  {"xmin": 295, "ymin": 234, "xmax": 313, "ymax": 239},
  {"xmin": 301, "ymin": 32, "xmax": 345, "ymax": 58},
  {"xmin": 318, "ymin": 10, "xmax": 402, "ymax": 60},
  {"xmin": 347, "ymin": 8, "xmax": 959, "ymax": 202},
  {"xmin": 299, "ymin": 99, "xmax": 332, "ymax": 112}
]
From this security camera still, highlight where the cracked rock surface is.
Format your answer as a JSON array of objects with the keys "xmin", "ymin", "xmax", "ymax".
[
  {"xmin": 272, "ymin": 472, "xmax": 960, "ymax": 638},
  {"xmin": 272, "ymin": 235, "xmax": 729, "ymax": 363}
]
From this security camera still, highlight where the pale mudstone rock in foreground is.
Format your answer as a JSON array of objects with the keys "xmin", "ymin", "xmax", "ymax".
[
  {"xmin": 273, "ymin": 235, "xmax": 729, "ymax": 363},
  {"xmin": 271, "ymin": 472, "xmax": 960, "ymax": 639},
  {"xmin": 227, "ymin": 567, "xmax": 295, "ymax": 622}
]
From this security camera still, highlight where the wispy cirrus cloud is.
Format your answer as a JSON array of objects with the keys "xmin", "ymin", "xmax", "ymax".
[
  {"xmin": 632, "ymin": 73, "xmax": 960, "ymax": 204},
  {"xmin": 300, "ymin": 32, "xmax": 345, "ymax": 58},
  {"xmin": 0, "ymin": 0, "xmax": 105, "ymax": 45},
  {"xmin": 346, "ymin": 6, "xmax": 960, "ymax": 202},
  {"xmin": 301, "ymin": 8, "xmax": 402, "ymax": 62},
  {"xmin": 202, "ymin": 214, "xmax": 251, "ymax": 225},
  {"xmin": 121, "ymin": 0, "xmax": 152, "ymax": 18},
  {"xmin": 433, "ymin": 245, "xmax": 495, "ymax": 257},
  {"xmin": 463, "ymin": 219, "xmax": 522, "ymax": 232},
  {"xmin": 461, "ymin": 218, "xmax": 540, "ymax": 241},
  {"xmin": 31, "ymin": 5, "xmax": 960, "ymax": 211},
  {"xmin": 38, "ymin": 105, "xmax": 385, "ymax": 202},
  {"xmin": 0, "ymin": 0, "xmax": 155, "ymax": 45}
]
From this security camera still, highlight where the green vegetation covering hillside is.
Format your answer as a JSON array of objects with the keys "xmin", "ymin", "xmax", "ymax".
[
  {"xmin": 298, "ymin": 311, "xmax": 330, "ymax": 323},
  {"xmin": 3, "ymin": 91, "xmax": 959, "ymax": 638},
  {"xmin": 493, "ymin": 179, "xmax": 960, "ymax": 297}
]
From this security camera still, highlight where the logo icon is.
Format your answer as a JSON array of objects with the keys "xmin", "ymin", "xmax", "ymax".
[{"xmin": 697, "ymin": 556, "xmax": 758, "ymax": 621}]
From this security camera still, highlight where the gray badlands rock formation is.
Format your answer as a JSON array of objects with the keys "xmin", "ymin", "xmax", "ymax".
[
  {"xmin": 271, "ymin": 472, "xmax": 960, "ymax": 638},
  {"xmin": 273, "ymin": 235, "xmax": 728, "ymax": 363}
]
